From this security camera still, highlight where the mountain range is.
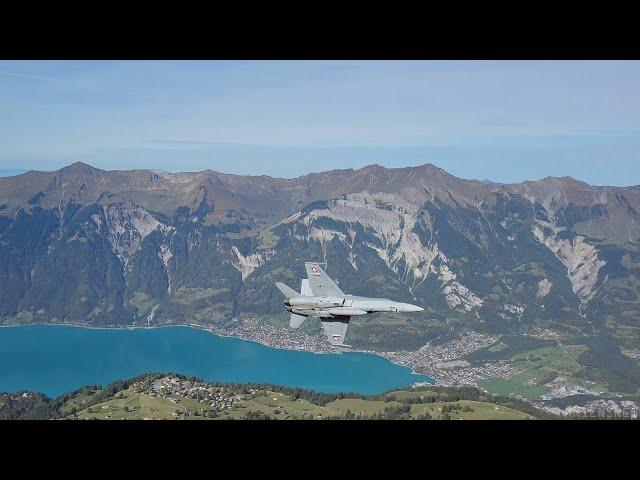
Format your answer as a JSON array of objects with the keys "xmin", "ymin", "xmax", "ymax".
[{"xmin": 1, "ymin": 161, "xmax": 639, "ymax": 353}]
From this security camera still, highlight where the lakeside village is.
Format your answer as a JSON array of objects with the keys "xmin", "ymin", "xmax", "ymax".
[
  {"xmin": 204, "ymin": 318, "xmax": 519, "ymax": 386},
  {"xmin": 202, "ymin": 319, "xmax": 640, "ymax": 418}
]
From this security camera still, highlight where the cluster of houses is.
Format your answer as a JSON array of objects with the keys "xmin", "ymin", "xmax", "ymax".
[
  {"xmin": 380, "ymin": 331, "xmax": 518, "ymax": 387},
  {"xmin": 538, "ymin": 399, "xmax": 640, "ymax": 418},
  {"xmin": 134, "ymin": 376, "xmax": 240, "ymax": 411},
  {"xmin": 205, "ymin": 321, "xmax": 338, "ymax": 354}
]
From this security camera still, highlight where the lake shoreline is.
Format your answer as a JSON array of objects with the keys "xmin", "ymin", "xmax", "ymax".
[{"xmin": 0, "ymin": 321, "xmax": 435, "ymax": 387}]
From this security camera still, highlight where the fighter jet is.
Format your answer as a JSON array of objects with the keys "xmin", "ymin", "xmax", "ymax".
[{"xmin": 276, "ymin": 262, "xmax": 424, "ymax": 347}]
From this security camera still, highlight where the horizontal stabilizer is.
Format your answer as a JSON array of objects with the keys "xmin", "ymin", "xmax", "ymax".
[
  {"xmin": 290, "ymin": 313, "xmax": 306, "ymax": 329},
  {"xmin": 321, "ymin": 318, "xmax": 350, "ymax": 346},
  {"xmin": 275, "ymin": 282, "xmax": 300, "ymax": 298}
]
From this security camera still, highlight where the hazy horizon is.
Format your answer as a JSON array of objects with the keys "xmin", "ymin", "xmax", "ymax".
[
  {"xmin": 2, "ymin": 60, "xmax": 639, "ymax": 186},
  {"xmin": 2, "ymin": 159, "xmax": 638, "ymax": 187}
]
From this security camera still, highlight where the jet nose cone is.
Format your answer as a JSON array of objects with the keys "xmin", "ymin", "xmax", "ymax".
[{"xmin": 400, "ymin": 303, "xmax": 424, "ymax": 312}]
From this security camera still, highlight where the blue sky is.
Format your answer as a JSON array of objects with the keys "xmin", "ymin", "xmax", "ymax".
[{"xmin": 0, "ymin": 60, "xmax": 639, "ymax": 185}]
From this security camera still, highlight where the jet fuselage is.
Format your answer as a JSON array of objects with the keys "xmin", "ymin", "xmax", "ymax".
[{"xmin": 284, "ymin": 295, "xmax": 423, "ymax": 319}]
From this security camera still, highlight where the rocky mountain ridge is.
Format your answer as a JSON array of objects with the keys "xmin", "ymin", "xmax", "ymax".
[{"xmin": 1, "ymin": 162, "xmax": 639, "ymax": 354}]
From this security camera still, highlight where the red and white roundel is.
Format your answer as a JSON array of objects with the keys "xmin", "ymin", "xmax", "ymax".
[
  {"xmin": 311, "ymin": 266, "xmax": 319, "ymax": 273},
  {"xmin": 332, "ymin": 335, "xmax": 341, "ymax": 342}
]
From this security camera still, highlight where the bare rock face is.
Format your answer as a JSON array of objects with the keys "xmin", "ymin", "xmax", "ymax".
[
  {"xmin": 532, "ymin": 220, "xmax": 605, "ymax": 307},
  {"xmin": 98, "ymin": 202, "xmax": 173, "ymax": 267},
  {"xmin": 537, "ymin": 278, "xmax": 552, "ymax": 298},
  {"xmin": 231, "ymin": 246, "xmax": 275, "ymax": 280},
  {"xmin": 287, "ymin": 191, "xmax": 484, "ymax": 312},
  {"xmin": 443, "ymin": 282, "xmax": 484, "ymax": 312},
  {"xmin": 513, "ymin": 176, "xmax": 640, "ymax": 242}
]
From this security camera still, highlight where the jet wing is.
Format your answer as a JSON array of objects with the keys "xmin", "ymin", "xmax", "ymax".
[
  {"xmin": 305, "ymin": 262, "xmax": 344, "ymax": 297},
  {"xmin": 321, "ymin": 318, "xmax": 350, "ymax": 346}
]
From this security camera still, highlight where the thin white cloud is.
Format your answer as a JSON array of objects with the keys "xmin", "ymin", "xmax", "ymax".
[{"xmin": 0, "ymin": 70, "xmax": 52, "ymax": 81}]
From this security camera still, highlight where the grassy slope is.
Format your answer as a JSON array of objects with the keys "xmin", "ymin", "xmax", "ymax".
[
  {"xmin": 68, "ymin": 386, "xmax": 534, "ymax": 420},
  {"xmin": 478, "ymin": 344, "xmax": 610, "ymax": 400}
]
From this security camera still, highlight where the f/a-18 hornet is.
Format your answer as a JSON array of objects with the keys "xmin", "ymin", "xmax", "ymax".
[{"xmin": 276, "ymin": 262, "xmax": 424, "ymax": 347}]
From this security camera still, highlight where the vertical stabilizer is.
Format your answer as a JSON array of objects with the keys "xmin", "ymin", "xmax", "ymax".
[{"xmin": 304, "ymin": 262, "xmax": 344, "ymax": 296}]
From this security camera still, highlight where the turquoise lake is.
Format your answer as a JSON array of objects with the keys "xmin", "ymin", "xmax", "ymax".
[{"xmin": 0, "ymin": 325, "xmax": 432, "ymax": 397}]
